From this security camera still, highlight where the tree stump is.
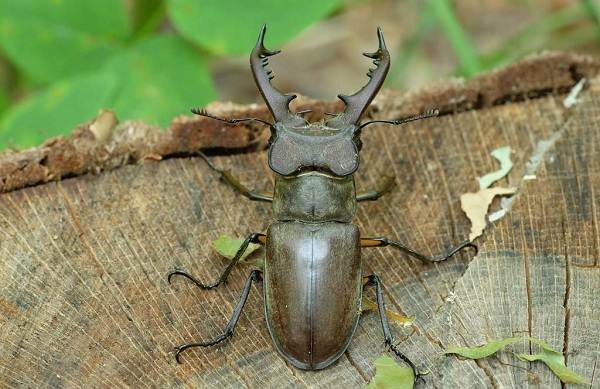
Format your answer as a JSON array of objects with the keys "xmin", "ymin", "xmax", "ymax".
[{"xmin": 0, "ymin": 52, "xmax": 598, "ymax": 388}]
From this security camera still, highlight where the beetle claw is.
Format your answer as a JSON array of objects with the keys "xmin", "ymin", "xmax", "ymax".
[
  {"xmin": 387, "ymin": 342, "xmax": 422, "ymax": 382},
  {"xmin": 173, "ymin": 334, "xmax": 231, "ymax": 364},
  {"xmin": 167, "ymin": 269, "xmax": 218, "ymax": 290},
  {"xmin": 174, "ymin": 346, "xmax": 185, "ymax": 364}
]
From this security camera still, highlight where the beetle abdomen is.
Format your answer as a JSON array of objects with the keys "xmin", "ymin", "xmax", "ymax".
[{"xmin": 264, "ymin": 221, "xmax": 362, "ymax": 370}]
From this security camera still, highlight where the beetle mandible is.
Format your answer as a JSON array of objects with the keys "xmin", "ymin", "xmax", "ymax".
[{"xmin": 167, "ymin": 25, "xmax": 476, "ymax": 380}]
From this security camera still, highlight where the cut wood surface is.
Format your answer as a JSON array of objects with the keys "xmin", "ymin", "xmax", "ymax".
[{"xmin": 0, "ymin": 52, "xmax": 598, "ymax": 388}]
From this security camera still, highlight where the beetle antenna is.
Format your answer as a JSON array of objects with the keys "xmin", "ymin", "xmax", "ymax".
[
  {"xmin": 357, "ymin": 108, "xmax": 439, "ymax": 130},
  {"xmin": 191, "ymin": 107, "xmax": 273, "ymax": 126}
]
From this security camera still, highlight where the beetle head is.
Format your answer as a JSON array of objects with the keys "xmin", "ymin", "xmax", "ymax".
[{"xmin": 251, "ymin": 25, "xmax": 390, "ymax": 177}]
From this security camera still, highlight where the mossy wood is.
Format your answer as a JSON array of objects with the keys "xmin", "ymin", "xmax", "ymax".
[{"xmin": 0, "ymin": 52, "xmax": 598, "ymax": 387}]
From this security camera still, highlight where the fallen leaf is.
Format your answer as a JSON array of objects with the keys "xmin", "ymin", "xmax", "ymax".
[
  {"xmin": 477, "ymin": 146, "xmax": 513, "ymax": 189},
  {"xmin": 462, "ymin": 146, "xmax": 517, "ymax": 240},
  {"xmin": 517, "ymin": 339, "xmax": 588, "ymax": 384},
  {"xmin": 444, "ymin": 337, "xmax": 588, "ymax": 384},
  {"xmin": 366, "ymin": 355, "xmax": 415, "ymax": 389},
  {"xmin": 487, "ymin": 208, "xmax": 507, "ymax": 222},
  {"xmin": 212, "ymin": 235, "xmax": 262, "ymax": 264},
  {"xmin": 525, "ymin": 131, "xmax": 562, "ymax": 177},
  {"xmin": 461, "ymin": 187, "xmax": 517, "ymax": 241},
  {"xmin": 444, "ymin": 337, "xmax": 522, "ymax": 359},
  {"xmin": 487, "ymin": 196, "xmax": 515, "ymax": 222},
  {"xmin": 362, "ymin": 297, "xmax": 415, "ymax": 326}
]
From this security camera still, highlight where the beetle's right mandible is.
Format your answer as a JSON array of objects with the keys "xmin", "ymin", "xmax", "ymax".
[{"xmin": 250, "ymin": 25, "xmax": 306, "ymax": 127}]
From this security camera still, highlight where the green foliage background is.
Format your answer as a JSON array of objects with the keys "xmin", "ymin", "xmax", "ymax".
[
  {"xmin": 0, "ymin": 0, "xmax": 599, "ymax": 150},
  {"xmin": 0, "ymin": 0, "xmax": 342, "ymax": 149}
]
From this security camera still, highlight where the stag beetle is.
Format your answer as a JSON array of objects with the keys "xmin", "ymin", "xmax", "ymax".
[{"xmin": 167, "ymin": 25, "xmax": 476, "ymax": 380}]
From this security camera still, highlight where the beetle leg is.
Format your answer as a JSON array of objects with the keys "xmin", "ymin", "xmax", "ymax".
[
  {"xmin": 168, "ymin": 232, "xmax": 266, "ymax": 289},
  {"xmin": 174, "ymin": 270, "xmax": 262, "ymax": 363},
  {"xmin": 360, "ymin": 237, "xmax": 477, "ymax": 263},
  {"xmin": 196, "ymin": 151, "xmax": 273, "ymax": 202},
  {"xmin": 356, "ymin": 175, "xmax": 396, "ymax": 202},
  {"xmin": 364, "ymin": 274, "xmax": 423, "ymax": 382}
]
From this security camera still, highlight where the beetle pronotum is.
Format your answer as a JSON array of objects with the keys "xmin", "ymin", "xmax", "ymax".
[{"xmin": 167, "ymin": 25, "xmax": 476, "ymax": 381}]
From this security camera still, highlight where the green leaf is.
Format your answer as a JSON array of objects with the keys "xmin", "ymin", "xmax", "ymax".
[
  {"xmin": 212, "ymin": 235, "xmax": 261, "ymax": 262},
  {"xmin": 0, "ymin": 71, "xmax": 118, "ymax": 149},
  {"xmin": 0, "ymin": 86, "xmax": 8, "ymax": 114},
  {"xmin": 366, "ymin": 355, "xmax": 414, "ymax": 389},
  {"xmin": 129, "ymin": 0, "xmax": 166, "ymax": 39},
  {"xmin": 0, "ymin": 35, "xmax": 215, "ymax": 150},
  {"xmin": 168, "ymin": 0, "xmax": 342, "ymax": 55},
  {"xmin": 517, "ymin": 339, "xmax": 589, "ymax": 385},
  {"xmin": 444, "ymin": 337, "xmax": 523, "ymax": 359},
  {"xmin": 105, "ymin": 35, "xmax": 216, "ymax": 127},
  {"xmin": 444, "ymin": 337, "xmax": 589, "ymax": 384},
  {"xmin": 0, "ymin": 0, "xmax": 130, "ymax": 82}
]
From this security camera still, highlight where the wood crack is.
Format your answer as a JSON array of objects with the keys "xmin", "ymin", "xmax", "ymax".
[
  {"xmin": 521, "ymin": 228, "xmax": 534, "ymax": 347},
  {"xmin": 474, "ymin": 359, "xmax": 500, "ymax": 389},
  {"xmin": 344, "ymin": 351, "xmax": 368, "ymax": 383},
  {"xmin": 561, "ymin": 208, "xmax": 572, "ymax": 385}
]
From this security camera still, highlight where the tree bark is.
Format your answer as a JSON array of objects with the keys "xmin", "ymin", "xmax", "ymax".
[{"xmin": 0, "ymin": 52, "xmax": 598, "ymax": 388}]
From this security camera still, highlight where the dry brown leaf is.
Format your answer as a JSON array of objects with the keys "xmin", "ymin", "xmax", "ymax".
[
  {"xmin": 362, "ymin": 297, "xmax": 415, "ymax": 326},
  {"xmin": 461, "ymin": 187, "xmax": 517, "ymax": 241}
]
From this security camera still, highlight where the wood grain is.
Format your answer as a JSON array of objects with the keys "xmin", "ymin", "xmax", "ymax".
[{"xmin": 0, "ymin": 53, "xmax": 599, "ymax": 388}]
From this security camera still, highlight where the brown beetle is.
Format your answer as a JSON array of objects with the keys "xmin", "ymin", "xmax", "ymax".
[{"xmin": 168, "ymin": 25, "xmax": 476, "ymax": 379}]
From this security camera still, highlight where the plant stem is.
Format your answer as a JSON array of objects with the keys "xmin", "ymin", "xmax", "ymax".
[{"xmin": 427, "ymin": 0, "xmax": 481, "ymax": 77}]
